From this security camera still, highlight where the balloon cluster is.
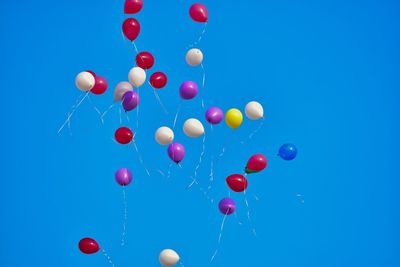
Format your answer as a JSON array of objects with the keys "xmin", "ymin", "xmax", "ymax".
[{"xmin": 73, "ymin": 1, "xmax": 299, "ymax": 266}]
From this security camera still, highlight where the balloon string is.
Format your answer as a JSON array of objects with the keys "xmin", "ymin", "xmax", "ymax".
[
  {"xmin": 188, "ymin": 22, "xmax": 208, "ymax": 48},
  {"xmin": 132, "ymin": 41, "xmax": 139, "ymax": 54},
  {"xmin": 148, "ymin": 81, "xmax": 169, "ymax": 115},
  {"xmin": 218, "ymin": 131, "xmax": 233, "ymax": 158},
  {"xmin": 210, "ymin": 211, "xmax": 228, "ymax": 262},
  {"xmin": 121, "ymin": 187, "xmax": 128, "ymax": 246},
  {"xmin": 135, "ymin": 88, "xmax": 140, "ymax": 131},
  {"xmin": 206, "ymin": 157, "xmax": 215, "ymax": 194},
  {"xmin": 296, "ymin": 193, "xmax": 305, "ymax": 204},
  {"xmin": 193, "ymin": 132, "xmax": 206, "ymax": 182},
  {"xmin": 200, "ymin": 63, "xmax": 206, "ymax": 109},
  {"xmin": 166, "ymin": 163, "xmax": 173, "ymax": 179},
  {"xmin": 119, "ymin": 107, "xmax": 123, "ymax": 125},
  {"xmin": 243, "ymin": 187, "xmax": 257, "ymax": 237},
  {"xmin": 173, "ymin": 102, "xmax": 182, "ymax": 130},
  {"xmin": 132, "ymin": 141, "xmax": 150, "ymax": 177},
  {"xmin": 57, "ymin": 92, "xmax": 89, "ymax": 134},
  {"xmin": 100, "ymin": 103, "xmax": 115, "ymax": 123},
  {"xmin": 102, "ymin": 249, "xmax": 115, "ymax": 267},
  {"xmin": 240, "ymin": 119, "xmax": 265, "ymax": 145},
  {"xmin": 180, "ymin": 262, "xmax": 185, "ymax": 267},
  {"xmin": 87, "ymin": 94, "xmax": 105, "ymax": 124}
]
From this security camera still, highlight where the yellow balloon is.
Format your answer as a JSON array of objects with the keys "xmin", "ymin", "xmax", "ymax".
[{"xmin": 225, "ymin": 108, "xmax": 243, "ymax": 129}]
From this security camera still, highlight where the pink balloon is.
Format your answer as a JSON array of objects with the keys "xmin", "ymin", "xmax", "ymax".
[
  {"xmin": 189, "ymin": 3, "xmax": 208, "ymax": 23},
  {"xmin": 122, "ymin": 18, "xmax": 141, "ymax": 41}
]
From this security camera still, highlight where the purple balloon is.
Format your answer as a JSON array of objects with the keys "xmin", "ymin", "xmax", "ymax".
[
  {"xmin": 179, "ymin": 81, "xmax": 198, "ymax": 100},
  {"xmin": 167, "ymin": 142, "xmax": 185, "ymax": 164},
  {"xmin": 205, "ymin": 107, "xmax": 224, "ymax": 124},
  {"xmin": 115, "ymin": 168, "xmax": 133, "ymax": 186},
  {"xmin": 122, "ymin": 91, "xmax": 140, "ymax": 111},
  {"xmin": 218, "ymin": 198, "xmax": 236, "ymax": 215}
]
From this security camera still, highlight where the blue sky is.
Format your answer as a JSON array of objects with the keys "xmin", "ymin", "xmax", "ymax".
[{"xmin": 1, "ymin": 0, "xmax": 399, "ymax": 266}]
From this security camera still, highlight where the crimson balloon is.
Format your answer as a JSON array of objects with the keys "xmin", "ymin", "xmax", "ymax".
[
  {"xmin": 189, "ymin": 3, "xmax": 208, "ymax": 23},
  {"xmin": 115, "ymin": 127, "xmax": 134, "ymax": 144},
  {"xmin": 150, "ymin": 72, "xmax": 167, "ymax": 89},
  {"xmin": 91, "ymin": 76, "xmax": 108, "ymax": 95},
  {"xmin": 245, "ymin": 154, "xmax": 268, "ymax": 174},
  {"xmin": 86, "ymin": 70, "xmax": 96, "ymax": 77},
  {"xmin": 136, "ymin": 51, "xmax": 154, "ymax": 70},
  {"xmin": 226, "ymin": 174, "xmax": 248, "ymax": 192},
  {"xmin": 124, "ymin": 0, "xmax": 143, "ymax": 14},
  {"xmin": 78, "ymin": 237, "xmax": 100, "ymax": 254},
  {"xmin": 122, "ymin": 18, "xmax": 141, "ymax": 41}
]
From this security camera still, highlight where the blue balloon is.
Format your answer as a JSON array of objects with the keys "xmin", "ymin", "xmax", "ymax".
[{"xmin": 278, "ymin": 143, "xmax": 297, "ymax": 160}]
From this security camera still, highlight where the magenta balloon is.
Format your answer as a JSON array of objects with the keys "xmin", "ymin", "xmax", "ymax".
[
  {"xmin": 179, "ymin": 81, "xmax": 198, "ymax": 100},
  {"xmin": 218, "ymin": 198, "xmax": 236, "ymax": 215},
  {"xmin": 115, "ymin": 168, "xmax": 133, "ymax": 186},
  {"xmin": 205, "ymin": 107, "xmax": 224, "ymax": 124},
  {"xmin": 122, "ymin": 91, "xmax": 140, "ymax": 111},
  {"xmin": 167, "ymin": 142, "xmax": 185, "ymax": 163}
]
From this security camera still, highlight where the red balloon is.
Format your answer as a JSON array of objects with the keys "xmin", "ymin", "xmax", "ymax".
[
  {"xmin": 245, "ymin": 154, "xmax": 268, "ymax": 174},
  {"xmin": 124, "ymin": 0, "xmax": 143, "ymax": 14},
  {"xmin": 86, "ymin": 70, "xmax": 96, "ymax": 77},
  {"xmin": 122, "ymin": 18, "xmax": 141, "ymax": 41},
  {"xmin": 78, "ymin": 238, "xmax": 100, "ymax": 254},
  {"xmin": 91, "ymin": 76, "xmax": 108, "ymax": 95},
  {"xmin": 115, "ymin": 127, "xmax": 134, "ymax": 144},
  {"xmin": 226, "ymin": 174, "xmax": 248, "ymax": 192},
  {"xmin": 189, "ymin": 3, "xmax": 208, "ymax": 23},
  {"xmin": 136, "ymin": 52, "xmax": 154, "ymax": 70},
  {"xmin": 150, "ymin": 72, "xmax": 167, "ymax": 89}
]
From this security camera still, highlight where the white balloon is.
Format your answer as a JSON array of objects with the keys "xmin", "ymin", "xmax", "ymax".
[
  {"xmin": 155, "ymin": 126, "xmax": 174, "ymax": 145},
  {"xmin": 185, "ymin": 48, "xmax": 203, "ymax": 67},
  {"xmin": 114, "ymin": 81, "xmax": 133, "ymax": 101},
  {"xmin": 183, "ymin": 118, "xmax": 205, "ymax": 138},
  {"xmin": 245, "ymin": 101, "xmax": 264, "ymax": 120},
  {"xmin": 75, "ymin": 71, "xmax": 95, "ymax": 92},
  {"xmin": 128, "ymin": 67, "xmax": 146, "ymax": 88},
  {"xmin": 159, "ymin": 249, "xmax": 180, "ymax": 267}
]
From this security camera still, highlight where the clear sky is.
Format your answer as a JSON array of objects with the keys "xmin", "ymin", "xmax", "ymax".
[{"xmin": 0, "ymin": 0, "xmax": 399, "ymax": 266}]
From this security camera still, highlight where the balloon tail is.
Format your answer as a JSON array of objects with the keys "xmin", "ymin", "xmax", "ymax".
[
  {"xmin": 132, "ymin": 41, "xmax": 139, "ymax": 54},
  {"xmin": 57, "ymin": 92, "xmax": 89, "ymax": 134},
  {"xmin": 132, "ymin": 141, "xmax": 150, "ymax": 177},
  {"xmin": 100, "ymin": 103, "xmax": 115, "ymax": 123},
  {"xmin": 152, "ymin": 87, "xmax": 169, "ymax": 115},
  {"xmin": 211, "ymin": 212, "xmax": 228, "ymax": 262},
  {"xmin": 200, "ymin": 63, "xmax": 206, "ymax": 109},
  {"xmin": 102, "ymin": 249, "xmax": 115, "ymax": 267},
  {"xmin": 172, "ymin": 103, "xmax": 182, "ymax": 130},
  {"xmin": 241, "ymin": 119, "xmax": 265, "ymax": 145},
  {"xmin": 243, "ymin": 188, "xmax": 257, "ymax": 237},
  {"xmin": 87, "ymin": 94, "xmax": 104, "ymax": 124},
  {"xmin": 121, "ymin": 187, "xmax": 128, "ymax": 246}
]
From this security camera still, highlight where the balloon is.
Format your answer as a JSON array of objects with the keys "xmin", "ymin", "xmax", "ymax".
[
  {"xmin": 159, "ymin": 249, "xmax": 180, "ymax": 267},
  {"xmin": 245, "ymin": 154, "xmax": 267, "ymax": 174},
  {"xmin": 150, "ymin": 72, "xmax": 167, "ymax": 89},
  {"xmin": 78, "ymin": 238, "xmax": 100, "ymax": 254},
  {"xmin": 278, "ymin": 143, "xmax": 297, "ymax": 160},
  {"xmin": 136, "ymin": 51, "xmax": 154, "ymax": 70},
  {"xmin": 86, "ymin": 70, "xmax": 96, "ymax": 77},
  {"xmin": 179, "ymin": 81, "xmax": 198, "ymax": 100},
  {"xmin": 122, "ymin": 91, "xmax": 140, "ymax": 111},
  {"xmin": 155, "ymin": 126, "xmax": 174, "ymax": 145},
  {"xmin": 183, "ymin": 118, "xmax": 204, "ymax": 138},
  {"xmin": 218, "ymin": 198, "xmax": 236, "ymax": 215},
  {"xmin": 225, "ymin": 108, "xmax": 243, "ymax": 129},
  {"xmin": 189, "ymin": 3, "xmax": 208, "ymax": 23},
  {"xmin": 115, "ymin": 127, "xmax": 134, "ymax": 144},
  {"xmin": 185, "ymin": 48, "xmax": 203, "ymax": 66},
  {"xmin": 75, "ymin": 71, "xmax": 95, "ymax": 92},
  {"xmin": 245, "ymin": 101, "xmax": 264, "ymax": 120},
  {"xmin": 205, "ymin": 107, "xmax": 223, "ymax": 125},
  {"xmin": 122, "ymin": 18, "xmax": 140, "ymax": 41},
  {"xmin": 115, "ymin": 168, "xmax": 133, "ymax": 186},
  {"xmin": 124, "ymin": 0, "xmax": 143, "ymax": 14},
  {"xmin": 167, "ymin": 142, "xmax": 185, "ymax": 164},
  {"xmin": 226, "ymin": 174, "xmax": 248, "ymax": 192},
  {"xmin": 128, "ymin": 67, "xmax": 146, "ymax": 88},
  {"xmin": 91, "ymin": 76, "xmax": 108, "ymax": 95},
  {"xmin": 114, "ymin": 81, "xmax": 133, "ymax": 101}
]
